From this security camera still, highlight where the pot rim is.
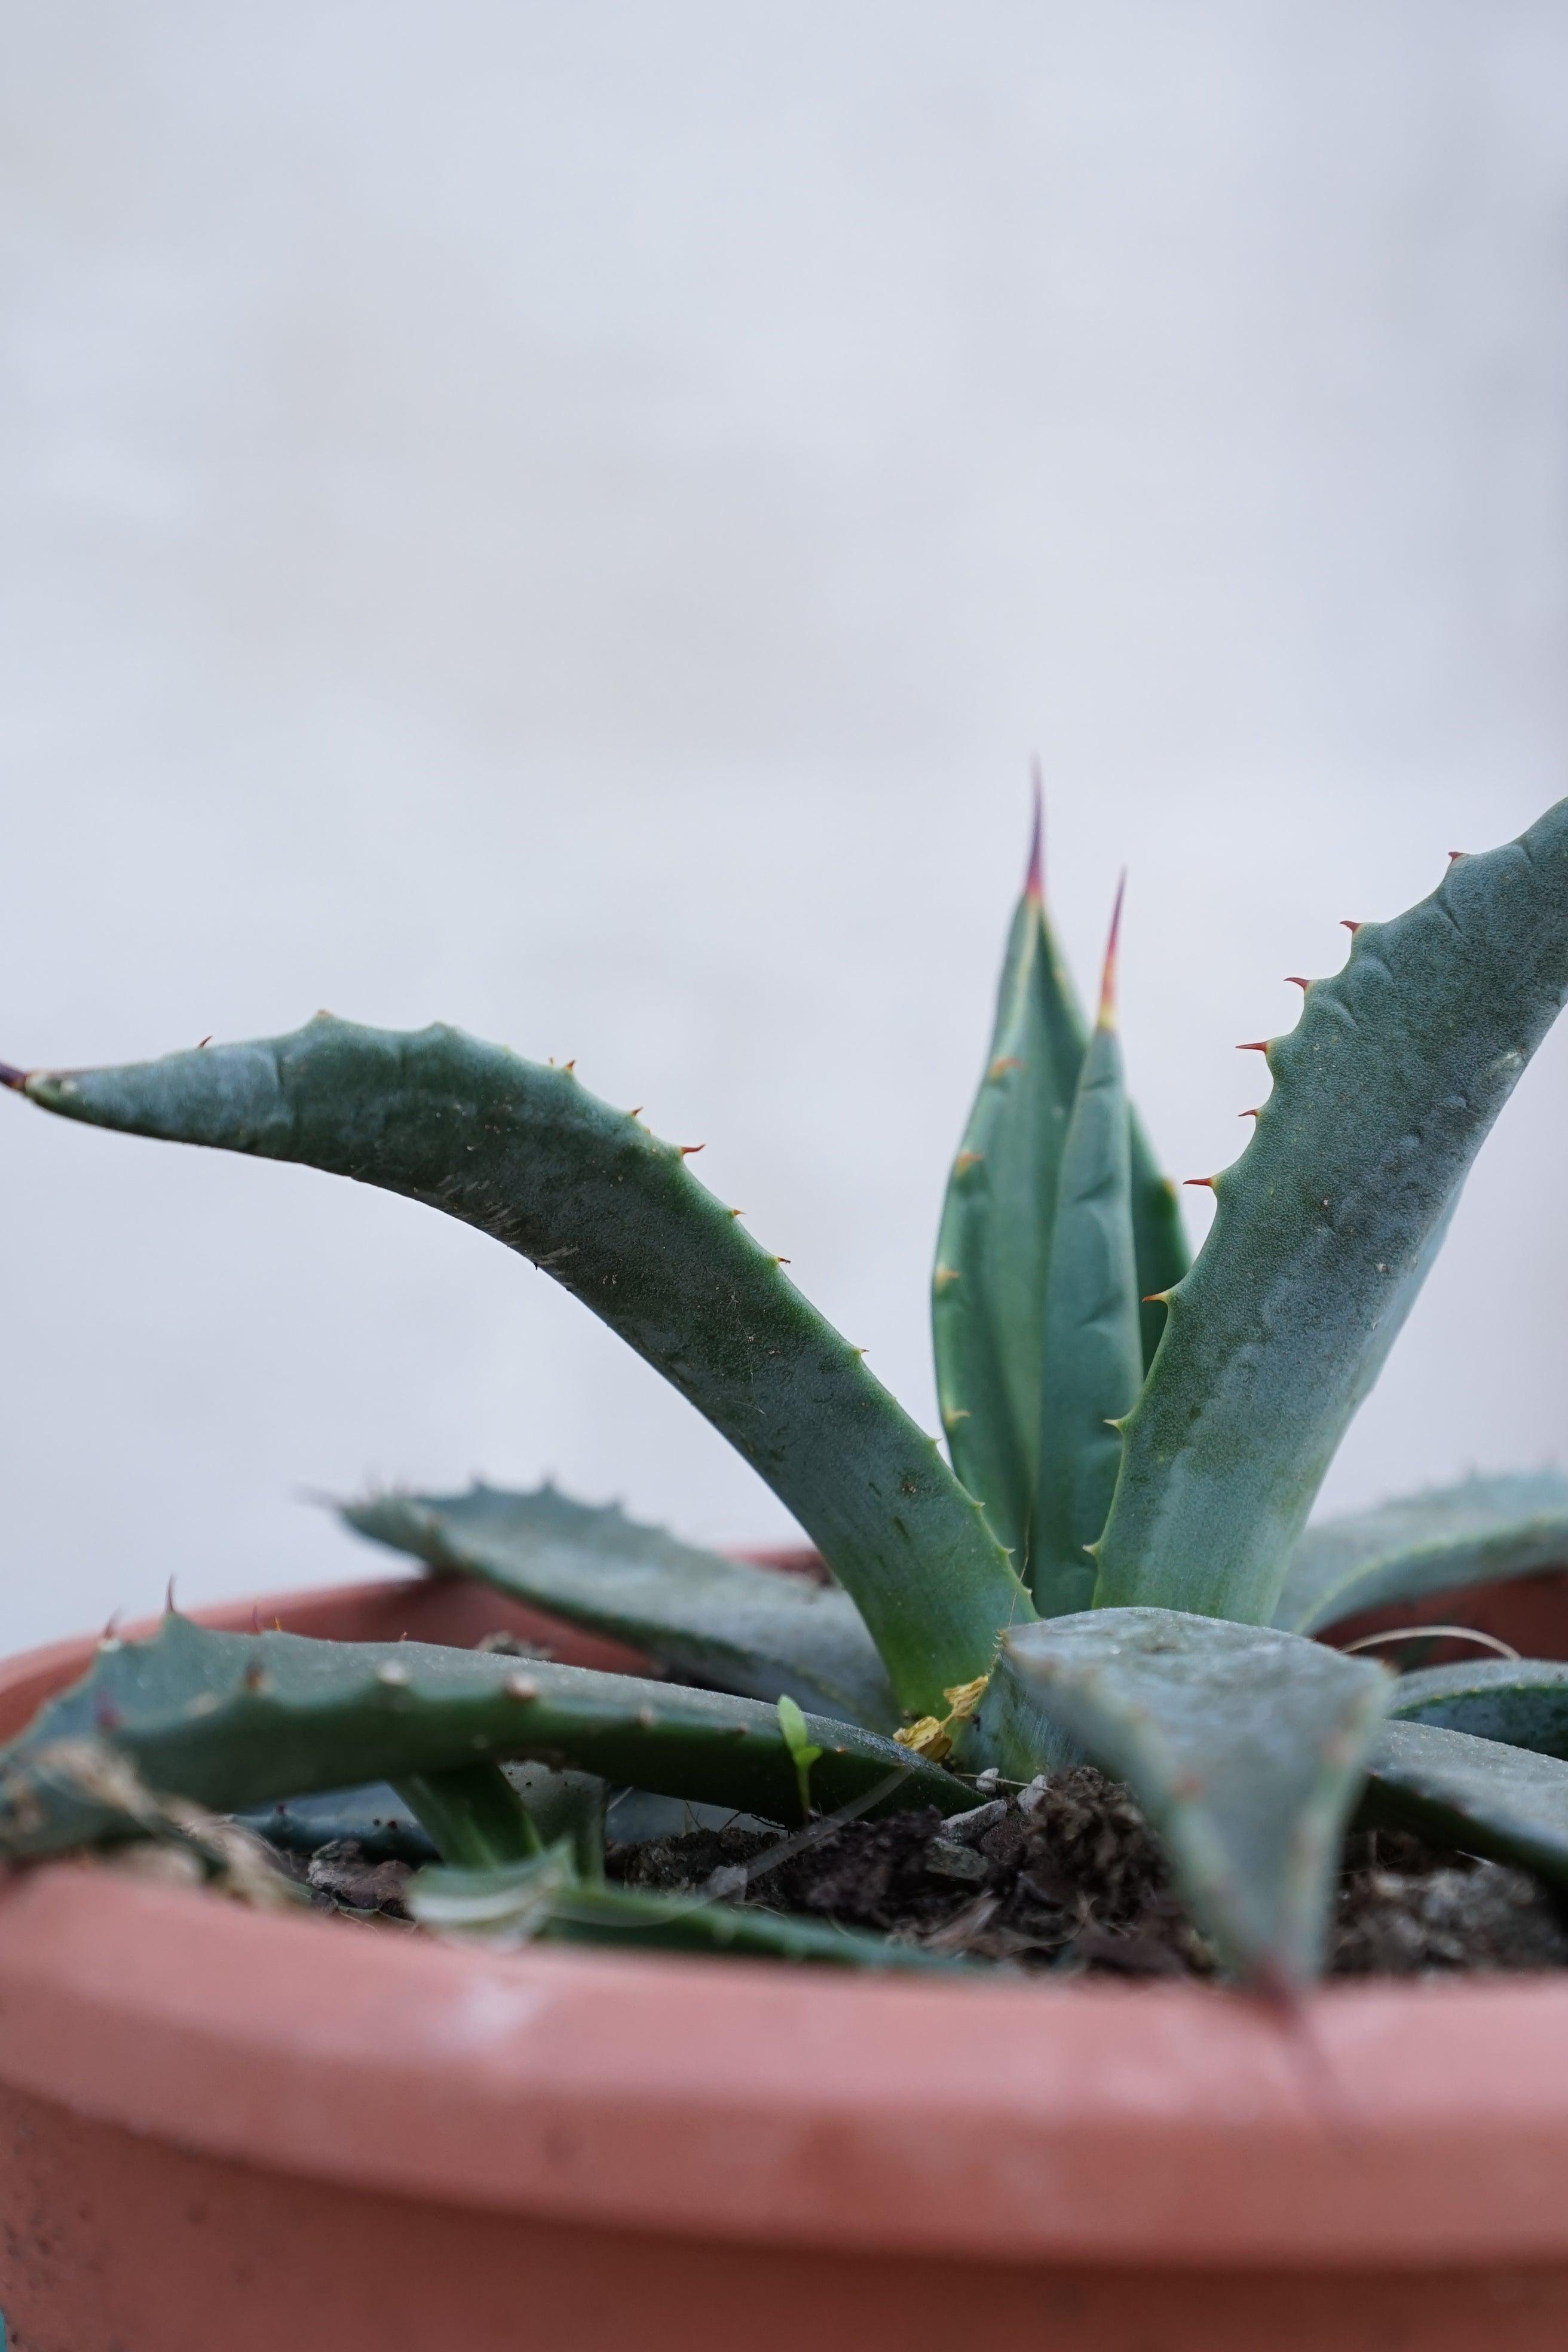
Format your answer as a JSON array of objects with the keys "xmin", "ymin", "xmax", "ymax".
[{"xmin": 1, "ymin": 1573, "xmax": 1566, "ymax": 2270}]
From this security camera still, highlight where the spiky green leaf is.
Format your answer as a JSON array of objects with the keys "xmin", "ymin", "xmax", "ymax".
[
  {"xmin": 344, "ymin": 1483, "xmax": 896, "ymax": 1732},
  {"xmin": 1033, "ymin": 986, "xmax": 1143, "ymax": 1618},
  {"xmin": 11, "ymin": 1018, "xmax": 1027, "ymax": 1714},
  {"xmin": 1129, "ymin": 1126, "xmax": 1190, "ymax": 1373},
  {"xmin": 0, "ymin": 1615, "xmax": 964, "ymax": 1860},
  {"xmin": 994, "ymin": 1607, "xmax": 1392, "ymax": 1982},
  {"xmin": 1095, "ymin": 800, "xmax": 1568, "ymax": 1625},
  {"xmin": 932, "ymin": 855, "xmax": 1083, "ymax": 1567},
  {"xmin": 1363, "ymin": 1718, "xmax": 1568, "ymax": 1888},
  {"xmin": 1387, "ymin": 1656, "xmax": 1568, "ymax": 1758},
  {"xmin": 1273, "ymin": 1472, "xmax": 1568, "ymax": 1636},
  {"xmin": 933, "ymin": 844, "xmax": 1185, "ymax": 1576}
]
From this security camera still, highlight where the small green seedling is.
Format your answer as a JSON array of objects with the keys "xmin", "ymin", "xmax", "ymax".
[
  {"xmin": 776, "ymin": 1694, "xmax": 824, "ymax": 1824},
  {"xmin": 6, "ymin": 796, "xmax": 1568, "ymax": 1985}
]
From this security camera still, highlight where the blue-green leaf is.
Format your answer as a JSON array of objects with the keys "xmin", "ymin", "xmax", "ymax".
[
  {"xmin": 1388, "ymin": 1656, "xmax": 1568, "ymax": 1758},
  {"xmin": 0, "ymin": 1614, "xmax": 966, "ymax": 1858},
  {"xmin": 1033, "ymin": 895, "xmax": 1143, "ymax": 1618},
  {"xmin": 993, "ymin": 1607, "xmax": 1392, "ymax": 1982},
  {"xmin": 1364, "ymin": 1718, "xmax": 1568, "ymax": 1889},
  {"xmin": 8, "ymin": 1016, "xmax": 1027, "ymax": 1716},
  {"xmin": 1096, "ymin": 800, "xmax": 1568, "ymax": 1625},
  {"xmin": 1274, "ymin": 1472, "xmax": 1568, "ymax": 1636},
  {"xmin": 343, "ymin": 1482, "xmax": 896, "ymax": 1732},
  {"xmin": 933, "ymin": 815, "xmax": 1083, "ymax": 1569}
]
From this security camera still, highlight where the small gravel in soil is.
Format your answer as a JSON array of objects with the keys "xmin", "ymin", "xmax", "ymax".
[
  {"xmin": 271, "ymin": 1766, "xmax": 1568, "ymax": 1976},
  {"xmin": 609, "ymin": 1767, "xmax": 1568, "ymax": 1979}
]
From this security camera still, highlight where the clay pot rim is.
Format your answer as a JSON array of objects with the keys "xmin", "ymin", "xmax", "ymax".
[{"xmin": 1, "ymin": 1574, "xmax": 1567, "ymax": 2270}]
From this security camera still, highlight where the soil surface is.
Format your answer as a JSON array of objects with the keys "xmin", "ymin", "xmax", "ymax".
[
  {"xmin": 610, "ymin": 1768, "xmax": 1568, "ymax": 1977},
  {"xmin": 284, "ymin": 1765, "xmax": 1568, "ymax": 1978}
]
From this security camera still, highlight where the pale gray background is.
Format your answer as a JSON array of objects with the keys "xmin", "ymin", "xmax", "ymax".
[{"xmin": 2, "ymin": 2, "xmax": 1566, "ymax": 1648}]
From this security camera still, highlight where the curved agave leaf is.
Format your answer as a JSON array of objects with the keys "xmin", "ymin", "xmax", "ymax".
[
  {"xmin": 993, "ymin": 1608, "xmax": 1391, "ymax": 1982},
  {"xmin": 1129, "ymin": 1128, "xmax": 1190, "ymax": 1374},
  {"xmin": 1364, "ymin": 1717, "xmax": 1568, "ymax": 1888},
  {"xmin": 7, "ymin": 1018, "xmax": 1026, "ymax": 1716},
  {"xmin": 344, "ymin": 1483, "xmax": 897, "ymax": 1732},
  {"xmin": 1273, "ymin": 1471, "xmax": 1568, "ymax": 1636},
  {"xmin": 1387, "ymin": 1656, "xmax": 1568, "ymax": 1758},
  {"xmin": 1096, "ymin": 799, "xmax": 1568, "ymax": 1625},
  {"xmin": 1033, "ymin": 897, "xmax": 1143, "ymax": 1619},
  {"xmin": 0, "ymin": 1614, "xmax": 964, "ymax": 1860},
  {"xmin": 235, "ymin": 1781, "xmax": 439, "ymax": 1863}
]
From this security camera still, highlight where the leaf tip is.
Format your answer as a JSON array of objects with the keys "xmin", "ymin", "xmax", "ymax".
[
  {"xmin": 1025, "ymin": 759, "xmax": 1045, "ymax": 902},
  {"xmin": 1097, "ymin": 871, "xmax": 1126, "ymax": 1028}
]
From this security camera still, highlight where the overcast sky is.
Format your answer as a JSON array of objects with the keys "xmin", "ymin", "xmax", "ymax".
[{"xmin": 3, "ymin": 2, "xmax": 1567, "ymax": 1647}]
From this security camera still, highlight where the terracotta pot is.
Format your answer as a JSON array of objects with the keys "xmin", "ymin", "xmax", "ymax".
[{"xmin": 4, "ymin": 1572, "xmax": 1568, "ymax": 2351}]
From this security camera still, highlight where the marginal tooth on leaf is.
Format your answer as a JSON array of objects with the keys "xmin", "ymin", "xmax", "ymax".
[
  {"xmin": 1183, "ymin": 1175, "xmax": 1217, "ymax": 1191},
  {"xmin": 1237, "ymin": 1040, "xmax": 1272, "ymax": 1055},
  {"xmin": 1239, "ymin": 1107, "xmax": 1260, "ymax": 1120},
  {"xmin": 164, "ymin": 1577, "xmax": 177, "ymax": 1616},
  {"xmin": 1140, "ymin": 1289, "xmax": 1172, "ymax": 1304},
  {"xmin": 933, "ymin": 1264, "xmax": 960, "ymax": 1291},
  {"xmin": 954, "ymin": 1150, "xmax": 984, "ymax": 1174},
  {"xmin": 1342, "ymin": 920, "xmax": 1362, "ymax": 935},
  {"xmin": 773, "ymin": 1255, "xmax": 791, "ymax": 1266},
  {"xmin": 987, "ymin": 1055, "xmax": 1022, "ymax": 1080},
  {"xmin": 1284, "ymin": 976, "xmax": 1311, "ymax": 992},
  {"xmin": 942, "ymin": 1405, "xmax": 972, "ymax": 1427},
  {"xmin": 677, "ymin": 1143, "xmax": 705, "ymax": 1157},
  {"xmin": 627, "ymin": 1106, "xmax": 644, "ymax": 1119},
  {"xmin": 1448, "ymin": 850, "xmax": 1467, "ymax": 863}
]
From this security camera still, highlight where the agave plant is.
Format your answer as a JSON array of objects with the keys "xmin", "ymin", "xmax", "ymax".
[{"xmin": 5, "ymin": 797, "xmax": 1568, "ymax": 1990}]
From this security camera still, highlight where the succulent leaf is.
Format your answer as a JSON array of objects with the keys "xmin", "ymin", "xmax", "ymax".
[
  {"xmin": 343, "ymin": 1483, "xmax": 896, "ymax": 1732},
  {"xmin": 391, "ymin": 1760, "xmax": 543, "ymax": 1867},
  {"xmin": 933, "ymin": 827, "xmax": 1184, "ymax": 1579},
  {"xmin": 1128, "ymin": 1127, "xmax": 1190, "ymax": 1374},
  {"xmin": 932, "ymin": 829, "xmax": 1083, "ymax": 1567},
  {"xmin": 13, "ymin": 1017, "xmax": 1027, "ymax": 1715},
  {"xmin": 1095, "ymin": 799, "xmax": 1568, "ymax": 1625},
  {"xmin": 1273, "ymin": 1471, "xmax": 1568, "ymax": 1636},
  {"xmin": 1386, "ymin": 1656, "xmax": 1568, "ymax": 1757},
  {"xmin": 409, "ymin": 1845, "xmax": 980, "ymax": 1971},
  {"xmin": 1033, "ymin": 895, "xmax": 1143, "ymax": 1618},
  {"xmin": 1363, "ymin": 1717, "xmax": 1568, "ymax": 1888},
  {"xmin": 235, "ymin": 1782, "xmax": 439, "ymax": 1863},
  {"xmin": 0, "ymin": 1615, "xmax": 964, "ymax": 1859},
  {"xmin": 994, "ymin": 1607, "xmax": 1392, "ymax": 1982}
]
